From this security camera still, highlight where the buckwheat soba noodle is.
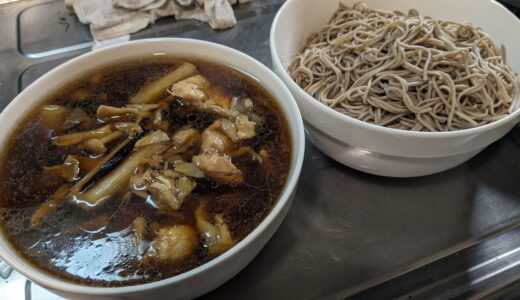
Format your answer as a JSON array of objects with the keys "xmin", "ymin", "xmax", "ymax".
[{"xmin": 288, "ymin": 3, "xmax": 519, "ymax": 131}]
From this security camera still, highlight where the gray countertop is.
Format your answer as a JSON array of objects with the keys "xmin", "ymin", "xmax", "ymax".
[{"xmin": 1, "ymin": 0, "xmax": 520, "ymax": 299}]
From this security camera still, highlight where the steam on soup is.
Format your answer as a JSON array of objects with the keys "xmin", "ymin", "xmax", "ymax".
[{"xmin": 0, "ymin": 57, "xmax": 291, "ymax": 286}]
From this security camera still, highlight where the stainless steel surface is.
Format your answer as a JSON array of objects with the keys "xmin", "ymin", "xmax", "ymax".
[{"xmin": 1, "ymin": 0, "xmax": 520, "ymax": 299}]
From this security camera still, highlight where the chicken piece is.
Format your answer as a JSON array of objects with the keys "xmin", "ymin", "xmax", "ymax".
[
  {"xmin": 141, "ymin": 155, "xmax": 166, "ymax": 169},
  {"xmin": 205, "ymin": 86, "xmax": 232, "ymax": 110},
  {"xmin": 177, "ymin": 177, "xmax": 197, "ymax": 199},
  {"xmin": 168, "ymin": 75, "xmax": 233, "ymax": 114},
  {"xmin": 192, "ymin": 152, "xmax": 243, "ymax": 182},
  {"xmin": 169, "ymin": 75, "xmax": 210, "ymax": 105},
  {"xmin": 44, "ymin": 155, "xmax": 80, "ymax": 182},
  {"xmin": 235, "ymin": 113, "xmax": 256, "ymax": 140},
  {"xmin": 195, "ymin": 205, "xmax": 235, "ymax": 255},
  {"xmin": 201, "ymin": 127, "xmax": 234, "ymax": 153},
  {"xmin": 149, "ymin": 179, "xmax": 178, "ymax": 209},
  {"xmin": 231, "ymin": 97, "xmax": 250, "ymax": 112},
  {"xmin": 148, "ymin": 175, "xmax": 197, "ymax": 210},
  {"xmin": 168, "ymin": 127, "xmax": 200, "ymax": 154},
  {"xmin": 229, "ymin": 146, "xmax": 263, "ymax": 163},
  {"xmin": 214, "ymin": 118, "xmax": 237, "ymax": 142},
  {"xmin": 143, "ymin": 225, "xmax": 197, "ymax": 264},
  {"xmin": 174, "ymin": 160, "xmax": 205, "ymax": 178},
  {"xmin": 193, "ymin": 119, "xmax": 243, "ymax": 182}
]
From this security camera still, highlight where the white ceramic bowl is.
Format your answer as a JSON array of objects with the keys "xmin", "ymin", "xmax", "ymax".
[
  {"xmin": 270, "ymin": 0, "xmax": 520, "ymax": 177},
  {"xmin": 0, "ymin": 39, "xmax": 305, "ymax": 299}
]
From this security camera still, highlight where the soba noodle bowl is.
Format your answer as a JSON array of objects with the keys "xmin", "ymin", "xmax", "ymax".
[{"xmin": 288, "ymin": 3, "xmax": 519, "ymax": 131}]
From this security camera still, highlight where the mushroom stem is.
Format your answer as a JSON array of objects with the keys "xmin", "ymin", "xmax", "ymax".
[
  {"xmin": 100, "ymin": 130, "xmax": 125, "ymax": 144},
  {"xmin": 52, "ymin": 124, "xmax": 112, "ymax": 146}
]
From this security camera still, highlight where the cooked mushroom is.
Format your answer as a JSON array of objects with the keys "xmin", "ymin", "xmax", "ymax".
[
  {"xmin": 195, "ymin": 205, "xmax": 234, "ymax": 255},
  {"xmin": 143, "ymin": 225, "xmax": 197, "ymax": 264},
  {"xmin": 114, "ymin": 122, "xmax": 143, "ymax": 137},
  {"xmin": 81, "ymin": 139, "xmax": 107, "ymax": 155},
  {"xmin": 62, "ymin": 107, "xmax": 93, "ymax": 130},
  {"xmin": 44, "ymin": 155, "xmax": 80, "ymax": 182},
  {"xmin": 52, "ymin": 124, "xmax": 112, "ymax": 146},
  {"xmin": 97, "ymin": 105, "xmax": 138, "ymax": 122},
  {"xmin": 135, "ymin": 130, "xmax": 170, "ymax": 148},
  {"xmin": 97, "ymin": 104, "xmax": 160, "ymax": 122},
  {"xmin": 81, "ymin": 131, "xmax": 125, "ymax": 155},
  {"xmin": 152, "ymin": 102, "xmax": 170, "ymax": 131},
  {"xmin": 40, "ymin": 105, "xmax": 69, "ymax": 129}
]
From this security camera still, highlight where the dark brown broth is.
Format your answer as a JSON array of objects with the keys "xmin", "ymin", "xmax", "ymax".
[{"xmin": 0, "ymin": 57, "xmax": 291, "ymax": 286}]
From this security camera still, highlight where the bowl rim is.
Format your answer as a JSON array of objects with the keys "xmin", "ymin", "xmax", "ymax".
[
  {"xmin": 0, "ymin": 38, "xmax": 305, "ymax": 296},
  {"xmin": 269, "ymin": 0, "xmax": 520, "ymax": 139}
]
